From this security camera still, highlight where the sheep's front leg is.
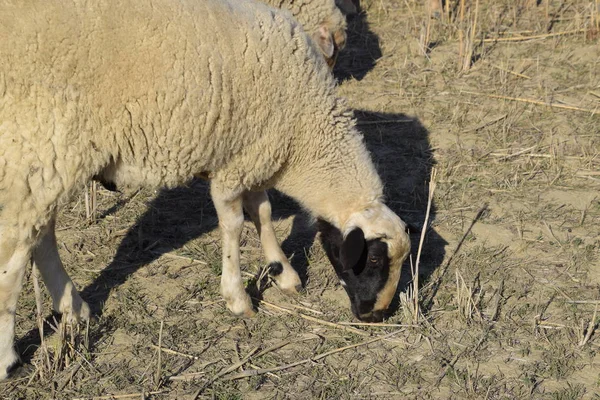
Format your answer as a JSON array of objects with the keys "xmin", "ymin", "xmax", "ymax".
[
  {"xmin": 33, "ymin": 218, "xmax": 90, "ymax": 323},
  {"xmin": 211, "ymin": 184, "xmax": 256, "ymax": 317},
  {"xmin": 0, "ymin": 233, "xmax": 31, "ymax": 380},
  {"xmin": 243, "ymin": 191, "xmax": 302, "ymax": 295}
]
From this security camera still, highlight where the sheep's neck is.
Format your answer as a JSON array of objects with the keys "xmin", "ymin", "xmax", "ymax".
[{"xmin": 274, "ymin": 125, "xmax": 383, "ymax": 229}]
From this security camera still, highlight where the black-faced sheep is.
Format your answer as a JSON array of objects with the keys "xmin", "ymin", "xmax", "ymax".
[{"xmin": 0, "ymin": 0, "xmax": 410, "ymax": 379}]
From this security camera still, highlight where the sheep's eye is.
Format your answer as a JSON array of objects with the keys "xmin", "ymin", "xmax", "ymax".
[{"xmin": 369, "ymin": 257, "xmax": 378, "ymax": 264}]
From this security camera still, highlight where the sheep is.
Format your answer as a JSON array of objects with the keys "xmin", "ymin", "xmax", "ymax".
[
  {"xmin": 261, "ymin": 0, "xmax": 348, "ymax": 67},
  {"xmin": 0, "ymin": 0, "xmax": 410, "ymax": 379}
]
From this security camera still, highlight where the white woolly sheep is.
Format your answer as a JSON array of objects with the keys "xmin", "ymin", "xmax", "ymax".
[
  {"xmin": 0, "ymin": 0, "xmax": 410, "ymax": 379},
  {"xmin": 262, "ymin": 0, "xmax": 348, "ymax": 67}
]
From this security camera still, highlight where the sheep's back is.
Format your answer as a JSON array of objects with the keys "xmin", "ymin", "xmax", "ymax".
[{"xmin": 0, "ymin": 0, "xmax": 335, "ymax": 203}]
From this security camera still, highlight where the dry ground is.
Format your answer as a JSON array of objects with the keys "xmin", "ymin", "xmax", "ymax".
[{"xmin": 2, "ymin": 0, "xmax": 600, "ymax": 399}]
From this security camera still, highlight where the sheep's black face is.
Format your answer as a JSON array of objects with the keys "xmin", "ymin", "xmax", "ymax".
[
  {"xmin": 317, "ymin": 219, "xmax": 391, "ymax": 322},
  {"xmin": 92, "ymin": 175, "xmax": 118, "ymax": 192}
]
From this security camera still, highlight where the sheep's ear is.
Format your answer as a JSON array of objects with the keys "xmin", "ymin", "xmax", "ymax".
[
  {"xmin": 336, "ymin": 0, "xmax": 357, "ymax": 15},
  {"xmin": 313, "ymin": 26, "xmax": 335, "ymax": 59},
  {"xmin": 340, "ymin": 228, "xmax": 365, "ymax": 271}
]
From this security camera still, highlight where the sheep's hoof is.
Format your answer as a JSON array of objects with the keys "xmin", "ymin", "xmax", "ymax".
[
  {"xmin": 225, "ymin": 295, "xmax": 256, "ymax": 318},
  {"xmin": 230, "ymin": 306, "xmax": 256, "ymax": 319},
  {"xmin": 268, "ymin": 262, "xmax": 302, "ymax": 295},
  {"xmin": 0, "ymin": 349, "xmax": 20, "ymax": 382},
  {"xmin": 57, "ymin": 294, "xmax": 91, "ymax": 324},
  {"xmin": 279, "ymin": 283, "xmax": 304, "ymax": 296},
  {"xmin": 238, "ymin": 308, "xmax": 257, "ymax": 318}
]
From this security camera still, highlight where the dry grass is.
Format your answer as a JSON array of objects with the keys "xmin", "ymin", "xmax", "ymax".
[{"xmin": 2, "ymin": 0, "xmax": 600, "ymax": 398}]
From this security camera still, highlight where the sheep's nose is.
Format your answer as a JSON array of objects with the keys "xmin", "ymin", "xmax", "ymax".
[{"xmin": 358, "ymin": 310, "xmax": 384, "ymax": 323}]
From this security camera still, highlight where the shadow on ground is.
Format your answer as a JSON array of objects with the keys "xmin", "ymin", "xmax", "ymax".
[
  {"xmin": 334, "ymin": 3, "xmax": 382, "ymax": 82},
  {"xmin": 356, "ymin": 111, "xmax": 447, "ymax": 316}
]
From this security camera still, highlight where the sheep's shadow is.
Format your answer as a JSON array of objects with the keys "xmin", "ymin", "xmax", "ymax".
[
  {"xmin": 354, "ymin": 111, "xmax": 446, "ymax": 317},
  {"xmin": 15, "ymin": 111, "xmax": 446, "ymax": 363},
  {"xmin": 333, "ymin": 2, "xmax": 382, "ymax": 82}
]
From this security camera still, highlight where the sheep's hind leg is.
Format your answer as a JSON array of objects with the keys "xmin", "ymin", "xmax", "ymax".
[
  {"xmin": 33, "ymin": 217, "xmax": 90, "ymax": 323},
  {"xmin": 243, "ymin": 191, "xmax": 302, "ymax": 295},
  {"xmin": 212, "ymin": 184, "xmax": 255, "ymax": 317},
  {"xmin": 0, "ymin": 230, "xmax": 32, "ymax": 380}
]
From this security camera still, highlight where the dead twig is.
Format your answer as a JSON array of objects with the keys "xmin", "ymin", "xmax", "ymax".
[
  {"xmin": 167, "ymin": 359, "xmax": 222, "ymax": 382},
  {"xmin": 490, "ymin": 145, "xmax": 537, "ymax": 161},
  {"xmin": 225, "ymin": 330, "xmax": 404, "ymax": 380},
  {"xmin": 73, "ymin": 391, "xmax": 166, "ymax": 400},
  {"xmin": 489, "ymin": 152, "xmax": 589, "ymax": 161},
  {"xmin": 286, "ymin": 303, "xmax": 324, "ymax": 315},
  {"xmin": 170, "ymin": 336, "xmax": 318, "ymax": 383},
  {"xmin": 461, "ymin": 114, "xmax": 508, "ymax": 133},
  {"xmin": 257, "ymin": 299, "xmax": 370, "ymax": 337},
  {"xmin": 483, "ymin": 29, "xmax": 586, "ymax": 42},
  {"xmin": 485, "ymin": 62, "xmax": 531, "ymax": 79},
  {"xmin": 423, "ymin": 204, "xmax": 489, "ymax": 310},
  {"xmin": 567, "ymin": 300, "xmax": 600, "ymax": 305},
  {"xmin": 543, "ymin": 221, "xmax": 563, "ymax": 247},
  {"xmin": 413, "ymin": 168, "xmax": 437, "ymax": 323},
  {"xmin": 462, "ymin": 91, "xmax": 598, "ymax": 114},
  {"xmin": 149, "ymin": 344, "xmax": 199, "ymax": 360},
  {"xmin": 337, "ymin": 322, "xmax": 417, "ymax": 328},
  {"xmin": 579, "ymin": 303, "xmax": 598, "ymax": 346},
  {"xmin": 254, "ymin": 335, "xmax": 320, "ymax": 361},
  {"xmin": 56, "ymin": 363, "xmax": 83, "ymax": 392},
  {"xmin": 153, "ymin": 251, "xmax": 208, "ymax": 265},
  {"xmin": 190, "ymin": 347, "xmax": 260, "ymax": 398},
  {"xmin": 155, "ymin": 320, "xmax": 164, "ymax": 388}
]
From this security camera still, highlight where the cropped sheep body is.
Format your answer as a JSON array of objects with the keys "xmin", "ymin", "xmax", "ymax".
[{"xmin": 0, "ymin": 0, "xmax": 377, "ymax": 237}]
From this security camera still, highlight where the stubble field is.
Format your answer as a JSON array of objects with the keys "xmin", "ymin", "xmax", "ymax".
[{"xmin": 2, "ymin": 0, "xmax": 600, "ymax": 398}]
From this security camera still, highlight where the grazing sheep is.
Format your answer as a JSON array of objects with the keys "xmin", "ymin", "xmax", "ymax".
[
  {"xmin": 262, "ymin": 0, "xmax": 348, "ymax": 67},
  {"xmin": 0, "ymin": 0, "xmax": 410, "ymax": 379}
]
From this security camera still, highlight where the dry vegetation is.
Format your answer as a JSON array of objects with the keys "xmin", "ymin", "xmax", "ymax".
[{"xmin": 2, "ymin": 0, "xmax": 600, "ymax": 398}]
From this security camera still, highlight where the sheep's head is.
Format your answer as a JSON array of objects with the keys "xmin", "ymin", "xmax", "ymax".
[
  {"xmin": 318, "ymin": 205, "xmax": 410, "ymax": 322},
  {"xmin": 335, "ymin": 0, "xmax": 358, "ymax": 16},
  {"xmin": 311, "ymin": 13, "xmax": 347, "ymax": 68}
]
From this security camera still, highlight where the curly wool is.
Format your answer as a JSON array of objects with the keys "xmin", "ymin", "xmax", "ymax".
[
  {"xmin": 265, "ymin": 0, "xmax": 346, "ymax": 34},
  {"xmin": 0, "ymin": 0, "xmax": 378, "ymax": 238},
  {"xmin": 262, "ymin": 0, "xmax": 347, "ymax": 52}
]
